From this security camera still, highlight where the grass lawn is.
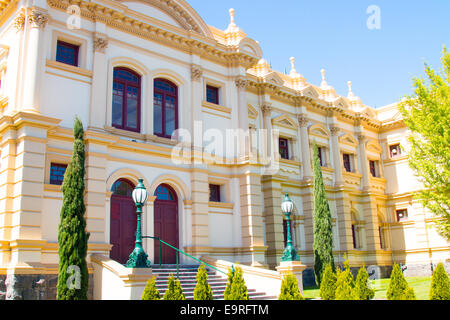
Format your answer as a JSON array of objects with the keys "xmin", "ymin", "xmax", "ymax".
[{"xmin": 303, "ymin": 276, "xmax": 433, "ymax": 300}]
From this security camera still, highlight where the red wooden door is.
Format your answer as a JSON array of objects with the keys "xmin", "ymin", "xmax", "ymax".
[
  {"xmin": 110, "ymin": 180, "xmax": 136, "ymax": 264},
  {"xmin": 154, "ymin": 185, "xmax": 179, "ymax": 264}
]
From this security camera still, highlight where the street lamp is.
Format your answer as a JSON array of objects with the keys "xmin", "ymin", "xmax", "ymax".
[
  {"xmin": 126, "ymin": 179, "xmax": 151, "ymax": 268},
  {"xmin": 281, "ymin": 193, "xmax": 299, "ymax": 262}
]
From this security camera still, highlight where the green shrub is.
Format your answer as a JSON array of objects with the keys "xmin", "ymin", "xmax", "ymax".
[
  {"xmin": 163, "ymin": 274, "xmax": 185, "ymax": 300},
  {"xmin": 401, "ymin": 287, "xmax": 416, "ymax": 300},
  {"xmin": 355, "ymin": 266, "xmax": 375, "ymax": 300},
  {"xmin": 142, "ymin": 277, "xmax": 161, "ymax": 300},
  {"xmin": 194, "ymin": 265, "xmax": 213, "ymax": 300},
  {"xmin": 387, "ymin": 264, "xmax": 409, "ymax": 300},
  {"xmin": 224, "ymin": 266, "xmax": 249, "ymax": 300},
  {"xmin": 429, "ymin": 263, "xmax": 450, "ymax": 300},
  {"xmin": 279, "ymin": 273, "xmax": 304, "ymax": 300},
  {"xmin": 319, "ymin": 263, "xmax": 337, "ymax": 300},
  {"xmin": 335, "ymin": 263, "xmax": 357, "ymax": 300}
]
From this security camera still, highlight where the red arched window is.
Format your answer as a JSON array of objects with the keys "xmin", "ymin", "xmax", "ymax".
[
  {"xmin": 111, "ymin": 179, "xmax": 135, "ymax": 197},
  {"xmin": 154, "ymin": 78, "xmax": 178, "ymax": 138},
  {"xmin": 112, "ymin": 67, "xmax": 141, "ymax": 132}
]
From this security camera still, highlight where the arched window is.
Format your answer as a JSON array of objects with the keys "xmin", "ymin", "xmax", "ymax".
[
  {"xmin": 154, "ymin": 78, "xmax": 178, "ymax": 138},
  {"xmin": 111, "ymin": 179, "xmax": 135, "ymax": 197},
  {"xmin": 154, "ymin": 184, "xmax": 177, "ymax": 201},
  {"xmin": 351, "ymin": 211, "xmax": 362, "ymax": 249},
  {"xmin": 112, "ymin": 67, "xmax": 141, "ymax": 132}
]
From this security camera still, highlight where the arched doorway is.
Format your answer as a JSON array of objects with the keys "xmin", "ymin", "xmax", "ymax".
[
  {"xmin": 110, "ymin": 179, "xmax": 136, "ymax": 264},
  {"xmin": 154, "ymin": 184, "xmax": 179, "ymax": 264}
]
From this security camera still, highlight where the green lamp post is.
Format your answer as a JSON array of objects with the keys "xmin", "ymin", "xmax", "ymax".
[
  {"xmin": 126, "ymin": 179, "xmax": 151, "ymax": 268},
  {"xmin": 281, "ymin": 193, "xmax": 299, "ymax": 262}
]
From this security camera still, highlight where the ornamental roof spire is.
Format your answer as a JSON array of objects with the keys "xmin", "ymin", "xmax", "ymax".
[
  {"xmin": 347, "ymin": 80, "xmax": 363, "ymax": 109},
  {"xmin": 320, "ymin": 69, "xmax": 329, "ymax": 89},
  {"xmin": 289, "ymin": 57, "xmax": 306, "ymax": 89},
  {"xmin": 224, "ymin": 8, "xmax": 246, "ymax": 45}
]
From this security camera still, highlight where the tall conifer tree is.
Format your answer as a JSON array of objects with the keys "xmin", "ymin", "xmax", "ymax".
[
  {"xmin": 56, "ymin": 117, "xmax": 90, "ymax": 300},
  {"xmin": 312, "ymin": 142, "xmax": 335, "ymax": 286}
]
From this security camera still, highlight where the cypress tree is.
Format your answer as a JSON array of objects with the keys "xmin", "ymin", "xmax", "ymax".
[
  {"xmin": 335, "ymin": 260, "xmax": 357, "ymax": 300},
  {"xmin": 278, "ymin": 273, "xmax": 304, "ymax": 300},
  {"xmin": 401, "ymin": 287, "xmax": 416, "ymax": 300},
  {"xmin": 387, "ymin": 263, "xmax": 409, "ymax": 300},
  {"xmin": 429, "ymin": 263, "xmax": 450, "ymax": 300},
  {"xmin": 142, "ymin": 277, "xmax": 161, "ymax": 300},
  {"xmin": 224, "ymin": 266, "xmax": 249, "ymax": 300},
  {"xmin": 312, "ymin": 142, "xmax": 335, "ymax": 286},
  {"xmin": 56, "ymin": 117, "xmax": 90, "ymax": 300},
  {"xmin": 194, "ymin": 264, "xmax": 213, "ymax": 300},
  {"xmin": 355, "ymin": 266, "xmax": 375, "ymax": 300},
  {"xmin": 163, "ymin": 274, "xmax": 185, "ymax": 300},
  {"xmin": 223, "ymin": 267, "xmax": 234, "ymax": 300},
  {"xmin": 319, "ymin": 263, "xmax": 337, "ymax": 300}
]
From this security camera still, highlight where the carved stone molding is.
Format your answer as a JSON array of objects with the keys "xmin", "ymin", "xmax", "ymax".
[
  {"xmin": 28, "ymin": 10, "xmax": 49, "ymax": 29},
  {"xmin": 235, "ymin": 77, "xmax": 249, "ymax": 90},
  {"xmin": 357, "ymin": 134, "xmax": 367, "ymax": 143},
  {"xmin": 13, "ymin": 13, "xmax": 26, "ymax": 31},
  {"xmin": 261, "ymin": 103, "xmax": 273, "ymax": 117},
  {"xmin": 94, "ymin": 35, "xmax": 108, "ymax": 53},
  {"xmin": 297, "ymin": 114, "xmax": 309, "ymax": 128},
  {"xmin": 330, "ymin": 126, "xmax": 340, "ymax": 136},
  {"xmin": 191, "ymin": 64, "xmax": 203, "ymax": 82}
]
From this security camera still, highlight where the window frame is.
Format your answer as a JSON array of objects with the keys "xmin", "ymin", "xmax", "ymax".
[
  {"xmin": 396, "ymin": 209, "xmax": 409, "ymax": 222},
  {"xmin": 112, "ymin": 67, "xmax": 142, "ymax": 133},
  {"xmin": 206, "ymin": 84, "xmax": 220, "ymax": 105},
  {"xmin": 49, "ymin": 163, "xmax": 68, "ymax": 186},
  {"xmin": 279, "ymin": 137, "xmax": 290, "ymax": 160},
  {"xmin": 343, "ymin": 153, "xmax": 352, "ymax": 173},
  {"xmin": 369, "ymin": 160, "xmax": 378, "ymax": 177},
  {"xmin": 389, "ymin": 144, "xmax": 402, "ymax": 158},
  {"xmin": 154, "ymin": 78, "xmax": 179, "ymax": 139},
  {"xmin": 209, "ymin": 184, "xmax": 221, "ymax": 203},
  {"xmin": 56, "ymin": 40, "xmax": 80, "ymax": 67}
]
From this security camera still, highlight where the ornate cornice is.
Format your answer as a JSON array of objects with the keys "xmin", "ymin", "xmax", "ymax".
[
  {"xmin": 261, "ymin": 103, "xmax": 273, "ymax": 117},
  {"xmin": 46, "ymin": 0, "xmax": 258, "ymax": 69},
  {"xmin": 297, "ymin": 114, "xmax": 309, "ymax": 128},
  {"xmin": 13, "ymin": 12, "xmax": 25, "ymax": 31},
  {"xmin": 330, "ymin": 126, "xmax": 340, "ymax": 136},
  {"xmin": 235, "ymin": 77, "xmax": 249, "ymax": 90}
]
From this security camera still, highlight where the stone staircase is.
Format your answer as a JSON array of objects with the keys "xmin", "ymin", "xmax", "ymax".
[{"xmin": 151, "ymin": 265, "xmax": 276, "ymax": 300}]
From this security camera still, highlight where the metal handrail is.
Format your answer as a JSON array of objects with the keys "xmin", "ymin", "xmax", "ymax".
[{"xmin": 142, "ymin": 236, "xmax": 227, "ymax": 279}]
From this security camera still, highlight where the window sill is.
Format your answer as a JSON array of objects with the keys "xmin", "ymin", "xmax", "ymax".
[
  {"xmin": 44, "ymin": 184, "xmax": 62, "ymax": 192},
  {"xmin": 209, "ymin": 202, "xmax": 234, "ymax": 209},
  {"xmin": 202, "ymin": 100, "xmax": 231, "ymax": 114},
  {"xmin": 46, "ymin": 59, "xmax": 92, "ymax": 78},
  {"xmin": 104, "ymin": 125, "xmax": 145, "ymax": 141}
]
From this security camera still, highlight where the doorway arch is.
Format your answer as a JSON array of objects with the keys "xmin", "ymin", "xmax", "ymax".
[
  {"xmin": 154, "ymin": 184, "xmax": 179, "ymax": 264},
  {"xmin": 110, "ymin": 179, "xmax": 136, "ymax": 264}
]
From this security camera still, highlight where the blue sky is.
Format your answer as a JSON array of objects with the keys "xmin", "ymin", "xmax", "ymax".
[{"xmin": 188, "ymin": 0, "xmax": 449, "ymax": 108}]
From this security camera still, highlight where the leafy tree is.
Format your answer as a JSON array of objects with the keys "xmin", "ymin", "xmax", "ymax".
[
  {"xmin": 194, "ymin": 265, "xmax": 213, "ymax": 300},
  {"xmin": 278, "ymin": 273, "xmax": 304, "ymax": 300},
  {"xmin": 56, "ymin": 117, "xmax": 90, "ymax": 300},
  {"xmin": 387, "ymin": 263, "xmax": 410, "ymax": 300},
  {"xmin": 319, "ymin": 263, "xmax": 337, "ymax": 300},
  {"xmin": 335, "ymin": 261, "xmax": 357, "ymax": 300},
  {"xmin": 429, "ymin": 263, "xmax": 450, "ymax": 300},
  {"xmin": 224, "ymin": 266, "xmax": 249, "ymax": 300},
  {"xmin": 354, "ymin": 266, "xmax": 375, "ymax": 300},
  {"xmin": 142, "ymin": 277, "xmax": 161, "ymax": 300},
  {"xmin": 398, "ymin": 47, "xmax": 450, "ymax": 240},
  {"xmin": 312, "ymin": 142, "xmax": 335, "ymax": 286},
  {"xmin": 163, "ymin": 274, "xmax": 185, "ymax": 300}
]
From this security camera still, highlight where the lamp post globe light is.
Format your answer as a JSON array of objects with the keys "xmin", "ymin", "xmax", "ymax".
[
  {"xmin": 126, "ymin": 179, "xmax": 151, "ymax": 268},
  {"xmin": 281, "ymin": 193, "xmax": 299, "ymax": 262}
]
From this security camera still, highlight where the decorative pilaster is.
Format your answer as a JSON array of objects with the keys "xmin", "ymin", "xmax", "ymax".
[
  {"xmin": 261, "ymin": 103, "xmax": 273, "ymax": 163},
  {"xmin": 191, "ymin": 64, "xmax": 203, "ymax": 82},
  {"xmin": 235, "ymin": 76, "xmax": 250, "ymax": 160},
  {"xmin": 89, "ymin": 32, "xmax": 109, "ymax": 129},
  {"xmin": 358, "ymin": 134, "xmax": 370, "ymax": 190},
  {"xmin": 297, "ymin": 114, "xmax": 312, "ymax": 180},
  {"xmin": 21, "ymin": 9, "xmax": 49, "ymax": 113},
  {"xmin": 330, "ymin": 126, "xmax": 343, "ymax": 187},
  {"xmin": 191, "ymin": 63, "xmax": 203, "ymax": 154}
]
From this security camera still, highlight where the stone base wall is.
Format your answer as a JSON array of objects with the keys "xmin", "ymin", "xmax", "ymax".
[
  {"xmin": 0, "ymin": 274, "xmax": 94, "ymax": 300},
  {"xmin": 402, "ymin": 262, "xmax": 450, "ymax": 278}
]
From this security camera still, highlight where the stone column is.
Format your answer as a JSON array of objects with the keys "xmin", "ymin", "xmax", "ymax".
[
  {"xmin": 89, "ymin": 32, "xmax": 109, "ymax": 129},
  {"xmin": 190, "ymin": 168, "xmax": 210, "ymax": 254},
  {"xmin": 84, "ymin": 133, "xmax": 109, "ymax": 244},
  {"xmin": 297, "ymin": 115, "xmax": 312, "ymax": 181},
  {"xmin": 262, "ymin": 177, "xmax": 283, "ymax": 269},
  {"xmin": 239, "ymin": 172, "xmax": 267, "ymax": 267},
  {"xmin": 330, "ymin": 126, "xmax": 343, "ymax": 187},
  {"xmin": 261, "ymin": 103, "xmax": 274, "ymax": 172},
  {"xmin": 22, "ymin": 9, "xmax": 49, "ymax": 113}
]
